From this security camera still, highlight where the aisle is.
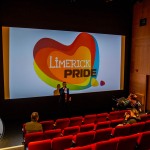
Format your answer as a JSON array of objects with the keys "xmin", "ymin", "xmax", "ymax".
[{"xmin": 0, "ymin": 120, "xmax": 23, "ymax": 149}]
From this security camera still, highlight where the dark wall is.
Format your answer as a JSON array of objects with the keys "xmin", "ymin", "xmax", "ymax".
[{"xmin": 0, "ymin": 0, "xmax": 132, "ymax": 122}]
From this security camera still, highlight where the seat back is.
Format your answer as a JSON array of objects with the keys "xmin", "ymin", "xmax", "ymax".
[
  {"xmin": 108, "ymin": 111, "xmax": 121, "ymax": 120},
  {"xmin": 95, "ymin": 121, "xmax": 111, "ymax": 130},
  {"xmin": 95, "ymin": 138, "xmax": 118, "ymax": 150},
  {"xmin": 44, "ymin": 129, "xmax": 62, "ymax": 139},
  {"xmin": 75, "ymin": 131, "xmax": 95, "ymax": 147},
  {"xmin": 137, "ymin": 131, "xmax": 150, "ymax": 150},
  {"xmin": 111, "ymin": 124, "xmax": 131, "ymax": 137},
  {"xmin": 28, "ymin": 139, "xmax": 51, "ymax": 150},
  {"xmin": 55, "ymin": 118, "xmax": 70, "ymax": 130},
  {"xmin": 143, "ymin": 120, "xmax": 150, "ymax": 131},
  {"xmin": 96, "ymin": 113, "xmax": 109, "ymax": 123},
  {"xmin": 117, "ymin": 134, "xmax": 139, "ymax": 150},
  {"xmin": 25, "ymin": 131, "xmax": 44, "ymax": 146},
  {"xmin": 40, "ymin": 120, "xmax": 54, "ymax": 131},
  {"xmin": 65, "ymin": 144, "xmax": 94, "ymax": 150},
  {"xmin": 110, "ymin": 119, "xmax": 124, "ymax": 128},
  {"xmin": 94, "ymin": 127, "xmax": 112, "ymax": 143},
  {"xmin": 80, "ymin": 123, "xmax": 95, "ymax": 132},
  {"xmin": 130, "ymin": 122, "xmax": 145, "ymax": 134},
  {"xmin": 52, "ymin": 135, "xmax": 73, "ymax": 150},
  {"xmin": 69, "ymin": 116, "xmax": 83, "ymax": 127},
  {"xmin": 83, "ymin": 114, "xmax": 97, "ymax": 124},
  {"xmin": 63, "ymin": 126, "xmax": 80, "ymax": 136},
  {"xmin": 140, "ymin": 114, "xmax": 148, "ymax": 122},
  {"xmin": 117, "ymin": 110, "xmax": 130, "ymax": 119},
  {"xmin": 147, "ymin": 114, "xmax": 150, "ymax": 120}
]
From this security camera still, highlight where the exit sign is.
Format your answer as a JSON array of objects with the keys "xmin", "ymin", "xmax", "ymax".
[{"xmin": 140, "ymin": 18, "xmax": 147, "ymax": 26}]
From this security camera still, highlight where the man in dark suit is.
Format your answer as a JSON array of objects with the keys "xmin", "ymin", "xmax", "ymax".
[
  {"xmin": 25, "ymin": 112, "xmax": 43, "ymax": 133},
  {"xmin": 59, "ymin": 82, "xmax": 71, "ymax": 117}
]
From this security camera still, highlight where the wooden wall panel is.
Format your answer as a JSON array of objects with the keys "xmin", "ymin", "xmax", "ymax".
[
  {"xmin": 129, "ymin": 73, "xmax": 146, "ymax": 94},
  {"xmin": 130, "ymin": 0, "xmax": 150, "ymax": 112},
  {"xmin": 131, "ymin": 44, "xmax": 150, "ymax": 75},
  {"xmin": 132, "ymin": 0, "xmax": 150, "ymax": 39},
  {"xmin": 129, "ymin": 73, "xmax": 147, "ymax": 112}
]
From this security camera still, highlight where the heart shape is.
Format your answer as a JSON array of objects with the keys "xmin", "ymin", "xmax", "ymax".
[
  {"xmin": 100, "ymin": 80, "xmax": 105, "ymax": 86},
  {"xmin": 33, "ymin": 32, "xmax": 99, "ymax": 90}
]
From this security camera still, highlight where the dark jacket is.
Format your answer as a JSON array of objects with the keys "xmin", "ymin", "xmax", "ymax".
[
  {"xmin": 59, "ymin": 87, "xmax": 69, "ymax": 103},
  {"xmin": 123, "ymin": 116, "xmax": 141, "ymax": 124}
]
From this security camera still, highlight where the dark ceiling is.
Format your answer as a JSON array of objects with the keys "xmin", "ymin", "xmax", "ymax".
[{"xmin": 0, "ymin": 0, "xmax": 141, "ymax": 10}]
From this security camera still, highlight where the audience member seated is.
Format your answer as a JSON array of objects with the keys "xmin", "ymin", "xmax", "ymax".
[
  {"xmin": 25, "ymin": 112, "xmax": 43, "ymax": 133},
  {"xmin": 123, "ymin": 108, "xmax": 141, "ymax": 124}
]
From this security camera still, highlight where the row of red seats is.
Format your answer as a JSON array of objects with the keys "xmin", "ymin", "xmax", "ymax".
[
  {"xmin": 23, "ymin": 111, "xmax": 122, "ymax": 134},
  {"xmin": 40, "ymin": 114, "xmax": 150, "ymax": 132},
  {"xmin": 28, "ymin": 130, "xmax": 150, "ymax": 150},
  {"xmin": 25, "ymin": 120, "xmax": 150, "ymax": 147},
  {"xmin": 22, "ymin": 117, "xmax": 125, "ymax": 144},
  {"xmin": 45, "ymin": 119, "xmax": 150, "ymax": 138},
  {"xmin": 23, "ymin": 110, "xmax": 150, "ymax": 134},
  {"xmin": 23, "ymin": 112, "xmax": 150, "ymax": 144},
  {"xmin": 39, "ymin": 111, "xmax": 150, "ymax": 131},
  {"xmin": 39, "ymin": 110, "xmax": 128, "ymax": 132},
  {"xmin": 40, "ymin": 119, "xmax": 124, "ymax": 132}
]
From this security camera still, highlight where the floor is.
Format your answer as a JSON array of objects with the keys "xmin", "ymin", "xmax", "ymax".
[{"xmin": 0, "ymin": 120, "xmax": 24, "ymax": 149}]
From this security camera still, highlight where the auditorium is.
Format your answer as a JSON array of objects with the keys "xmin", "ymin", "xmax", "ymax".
[{"xmin": 0, "ymin": 0, "xmax": 150, "ymax": 149}]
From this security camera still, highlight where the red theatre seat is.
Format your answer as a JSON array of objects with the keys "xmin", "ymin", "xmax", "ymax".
[
  {"xmin": 52, "ymin": 135, "xmax": 73, "ymax": 150},
  {"xmin": 94, "ymin": 127, "xmax": 113, "ymax": 143},
  {"xmin": 143, "ymin": 120, "xmax": 150, "ymax": 131},
  {"xmin": 44, "ymin": 129, "xmax": 62, "ymax": 139},
  {"xmin": 80, "ymin": 123, "xmax": 95, "ymax": 132},
  {"xmin": 108, "ymin": 111, "xmax": 122, "ymax": 120},
  {"xmin": 117, "ymin": 110, "xmax": 130, "ymax": 119},
  {"xmin": 69, "ymin": 116, "xmax": 83, "ymax": 127},
  {"xmin": 111, "ymin": 124, "xmax": 131, "ymax": 137},
  {"xmin": 147, "ymin": 114, "xmax": 150, "ymax": 120},
  {"xmin": 129, "ymin": 122, "xmax": 145, "ymax": 134},
  {"xmin": 110, "ymin": 119, "xmax": 124, "ymax": 128},
  {"xmin": 83, "ymin": 114, "xmax": 97, "ymax": 124},
  {"xmin": 95, "ymin": 138, "xmax": 119, "ymax": 150},
  {"xmin": 74, "ymin": 131, "xmax": 95, "ymax": 147},
  {"xmin": 96, "ymin": 113, "xmax": 109, "ymax": 123},
  {"xmin": 65, "ymin": 144, "xmax": 94, "ymax": 150},
  {"xmin": 95, "ymin": 121, "xmax": 111, "ymax": 130},
  {"xmin": 62, "ymin": 126, "xmax": 80, "ymax": 136},
  {"xmin": 40, "ymin": 120, "xmax": 55, "ymax": 131},
  {"xmin": 24, "ymin": 131, "xmax": 44, "ymax": 147},
  {"xmin": 137, "ymin": 131, "xmax": 150, "ymax": 150},
  {"xmin": 140, "ymin": 114, "xmax": 148, "ymax": 122},
  {"xmin": 55, "ymin": 118, "xmax": 70, "ymax": 130},
  {"xmin": 28, "ymin": 139, "xmax": 51, "ymax": 150},
  {"xmin": 117, "ymin": 134, "xmax": 139, "ymax": 150}
]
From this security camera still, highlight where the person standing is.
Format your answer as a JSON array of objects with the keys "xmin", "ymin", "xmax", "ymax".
[
  {"xmin": 53, "ymin": 84, "xmax": 61, "ymax": 96},
  {"xmin": 59, "ymin": 82, "xmax": 71, "ymax": 117}
]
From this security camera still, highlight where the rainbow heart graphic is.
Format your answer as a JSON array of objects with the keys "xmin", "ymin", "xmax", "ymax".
[{"xmin": 33, "ymin": 32, "xmax": 100, "ymax": 90}]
